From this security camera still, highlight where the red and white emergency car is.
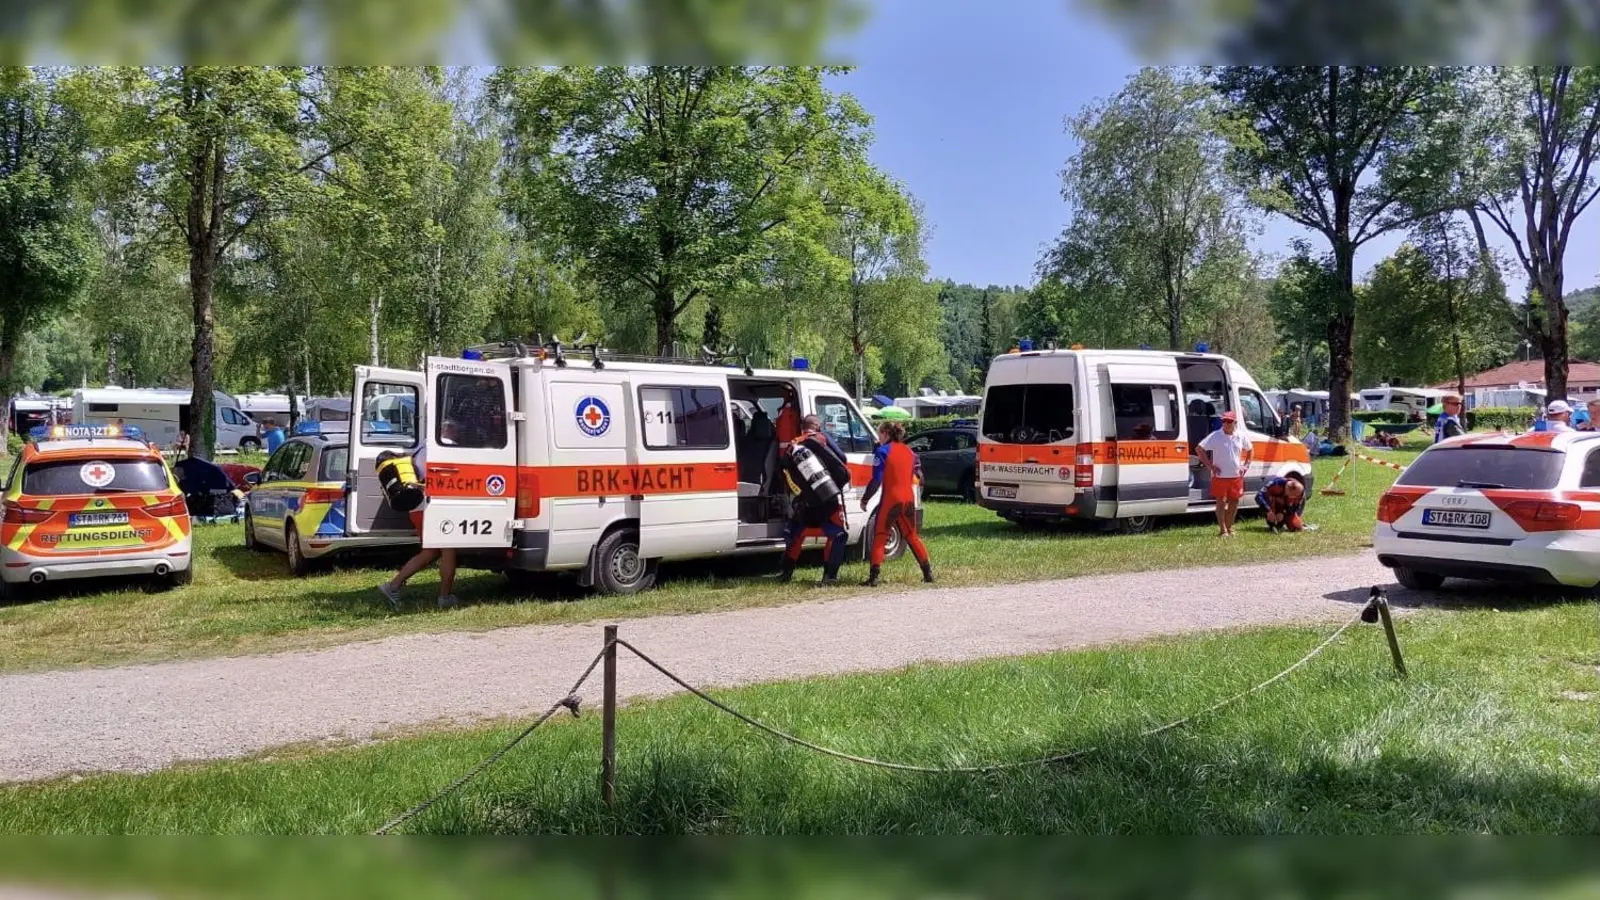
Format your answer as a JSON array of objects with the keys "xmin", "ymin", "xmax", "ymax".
[
  {"xmin": 343, "ymin": 343, "xmax": 914, "ymax": 594},
  {"xmin": 1375, "ymin": 430, "xmax": 1600, "ymax": 589}
]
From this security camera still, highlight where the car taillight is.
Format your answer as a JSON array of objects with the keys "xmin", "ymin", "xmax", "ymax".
[
  {"xmin": 303, "ymin": 487, "xmax": 343, "ymax": 504},
  {"xmin": 1503, "ymin": 499, "xmax": 1582, "ymax": 530},
  {"xmin": 1074, "ymin": 452, "xmax": 1094, "ymax": 488},
  {"xmin": 2, "ymin": 502, "xmax": 51, "ymax": 524},
  {"xmin": 145, "ymin": 497, "xmax": 188, "ymax": 518},
  {"xmin": 516, "ymin": 479, "xmax": 539, "ymax": 518},
  {"xmin": 1376, "ymin": 491, "xmax": 1417, "ymax": 524}
]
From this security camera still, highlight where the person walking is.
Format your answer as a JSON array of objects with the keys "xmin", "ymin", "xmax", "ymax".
[
  {"xmin": 377, "ymin": 442, "xmax": 459, "ymax": 610},
  {"xmin": 1198, "ymin": 410, "xmax": 1253, "ymax": 538},
  {"xmin": 860, "ymin": 421, "xmax": 933, "ymax": 586},
  {"xmin": 778, "ymin": 414, "xmax": 851, "ymax": 585},
  {"xmin": 1434, "ymin": 394, "xmax": 1466, "ymax": 443}
]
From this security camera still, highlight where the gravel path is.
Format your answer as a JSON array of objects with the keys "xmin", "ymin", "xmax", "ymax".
[{"xmin": 0, "ymin": 552, "xmax": 1393, "ymax": 783}]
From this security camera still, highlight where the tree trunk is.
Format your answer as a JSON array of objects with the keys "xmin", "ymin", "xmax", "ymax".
[
  {"xmin": 653, "ymin": 281, "xmax": 677, "ymax": 357},
  {"xmin": 1325, "ymin": 242, "xmax": 1357, "ymax": 442},
  {"xmin": 1539, "ymin": 270, "xmax": 1569, "ymax": 400},
  {"xmin": 852, "ymin": 281, "xmax": 867, "ymax": 398},
  {"xmin": 369, "ymin": 286, "xmax": 382, "ymax": 366},
  {"xmin": 0, "ymin": 319, "xmax": 19, "ymax": 446},
  {"xmin": 285, "ymin": 361, "xmax": 298, "ymax": 433},
  {"xmin": 189, "ymin": 251, "xmax": 217, "ymax": 461},
  {"xmin": 106, "ymin": 332, "xmax": 120, "ymax": 386}
]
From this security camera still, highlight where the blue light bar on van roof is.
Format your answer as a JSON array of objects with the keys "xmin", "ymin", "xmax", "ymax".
[
  {"xmin": 1018, "ymin": 339, "xmax": 1033, "ymax": 351},
  {"xmin": 1194, "ymin": 341, "xmax": 1210, "ymax": 354},
  {"xmin": 462, "ymin": 349, "xmax": 485, "ymax": 360},
  {"xmin": 31, "ymin": 424, "xmax": 144, "ymax": 441},
  {"xmin": 791, "ymin": 357, "xmax": 810, "ymax": 370}
]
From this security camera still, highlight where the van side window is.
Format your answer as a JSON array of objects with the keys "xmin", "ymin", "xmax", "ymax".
[
  {"xmin": 436, "ymin": 375, "xmax": 507, "ymax": 449},
  {"xmin": 1582, "ymin": 450, "xmax": 1600, "ymax": 488},
  {"xmin": 981, "ymin": 384, "xmax": 1074, "ymax": 444},
  {"xmin": 88, "ymin": 403, "xmax": 117, "ymax": 414},
  {"xmin": 1110, "ymin": 385, "xmax": 1180, "ymax": 441},
  {"xmin": 1239, "ymin": 389, "xmax": 1275, "ymax": 433},
  {"xmin": 815, "ymin": 397, "xmax": 873, "ymax": 454},
  {"xmin": 362, "ymin": 383, "xmax": 419, "ymax": 448},
  {"xmin": 640, "ymin": 386, "xmax": 730, "ymax": 450}
]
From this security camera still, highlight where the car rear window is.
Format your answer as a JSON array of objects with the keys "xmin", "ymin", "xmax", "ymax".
[
  {"xmin": 319, "ymin": 446, "xmax": 348, "ymax": 482},
  {"xmin": 23, "ymin": 459, "xmax": 170, "ymax": 496},
  {"xmin": 982, "ymin": 384, "xmax": 1075, "ymax": 444},
  {"xmin": 1395, "ymin": 447, "xmax": 1565, "ymax": 490}
]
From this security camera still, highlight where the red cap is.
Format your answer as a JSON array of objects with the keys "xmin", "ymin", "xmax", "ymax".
[{"xmin": 1220, "ymin": 411, "xmax": 1238, "ymax": 422}]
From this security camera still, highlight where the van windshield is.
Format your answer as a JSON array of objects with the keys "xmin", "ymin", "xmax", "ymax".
[{"xmin": 981, "ymin": 384, "xmax": 1074, "ymax": 444}]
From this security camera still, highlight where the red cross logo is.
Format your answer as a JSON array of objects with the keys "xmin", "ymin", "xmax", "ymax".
[
  {"xmin": 87, "ymin": 465, "xmax": 110, "ymax": 482},
  {"xmin": 584, "ymin": 406, "xmax": 604, "ymax": 427}
]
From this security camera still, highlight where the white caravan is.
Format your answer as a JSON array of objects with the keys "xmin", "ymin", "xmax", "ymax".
[{"xmin": 73, "ymin": 387, "xmax": 259, "ymax": 451}]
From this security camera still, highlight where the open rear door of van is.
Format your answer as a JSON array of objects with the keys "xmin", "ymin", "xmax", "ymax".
[
  {"xmin": 347, "ymin": 366, "xmax": 426, "ymax": 536},
  {"xmin": 635, "ymin": 373, "xmax": 739, "ymax": 558},
  {"xmin": 1102, "ymin": 363, "xmax": 1190, "ymax": 518},
  {"xmin": 420, "ymin": 356, "xmax": 517, "ymax": 550}
]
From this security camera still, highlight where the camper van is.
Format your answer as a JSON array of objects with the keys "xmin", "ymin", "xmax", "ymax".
[
  {"xmin": 340, "ymin": 343, "xmax": 915, "ymax": 595},
  {"xmin": 73, "ymin": 388, "xmax": 259, "ymax": 451},
  {"xmin": 1359, "ymin": 386, "xmax": 1444, "ymax": 416},
  {"xmin": 235, "ymin": 392, "xmax": 306, "ymax": 424},
  {"xmin": 1278, "ymin": 389, "xmax": 1360, "ymax": 428},
  {"xmin": 975, "ymin": 348, "xmax": 1313, "ymax": 532}
]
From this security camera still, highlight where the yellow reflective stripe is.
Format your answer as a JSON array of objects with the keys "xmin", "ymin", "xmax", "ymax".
[
  {"xmin": 6, "ymin": 524, "xmax": 36, "ymax": 551},
  {"xmin": 35, "ymin": 499, "xmax": 54, "ymax": 511},
  {"xmin": 161, "ymin": 517, "xmax": 185, "ymax": 542},
  {"xmin": 142, "ymin": 495, "xmax": 159, "ymax": 506}
]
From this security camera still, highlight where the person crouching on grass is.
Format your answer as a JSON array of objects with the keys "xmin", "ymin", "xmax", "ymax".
[
  {"xmin": 1199, "ymin": 410, "xmax": 1253, "ymax": 538},
  {"xmin": 1257, "ymin": 475, "xmax": 1306, "ymax": 533}
]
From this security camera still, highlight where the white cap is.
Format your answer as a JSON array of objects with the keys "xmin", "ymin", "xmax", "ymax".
[{"xmin": 1547, "ymin": 400, "xmax": 1573, "ymax": 415}]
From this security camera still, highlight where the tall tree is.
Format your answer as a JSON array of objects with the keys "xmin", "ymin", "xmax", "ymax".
[
  {"xmin": 492, "ymin": 66, "xmax": 866, "ymax": 354},
  {"xmin": 1050, "ymin": 67, "xmax": 1247, "ymax": 350},
  {"xmin": 1267, "ymin": 241, "xmax": 1339, "ymax": 391},
  {"xmin": 1212, "ymin": 66, "xmax": 1457, "ymax": 440},
  {"xmin": 0, "ymin": 67, "xmax": 93, "ymax": 443},
  {"xmin": 1468, "ymin": 67, "xmax": 1600, "ymax": 401}
]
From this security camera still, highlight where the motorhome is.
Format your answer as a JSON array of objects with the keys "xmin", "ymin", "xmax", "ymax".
[
  {"xmin": 1359, "ymin": 386, "xmax": 1445, "ymax": 416},
  {"xmin": 341, "ymin": 343, "xmax": 916, "ymax": 595},
  {"xmin": 235, "ymin": 392, "xmax": 305, "ymax": 424},
  {"xmin": 7, "ymin": 394, "xmax": 71, "ymax": 435},
  {"xmin": 975, "ymin": 347, "xmax": 1312, "ymax": 532},
  {"xmin": 894, "ymin": 388, "xmax": 982, "ymax": 420},
  {"xmin": 1280, "ymin": 389, "xmax": 1360, "ymax": 428},
  {"xmin": 73, "ymin": 387, "xmax": 259, "ymax": 451}
]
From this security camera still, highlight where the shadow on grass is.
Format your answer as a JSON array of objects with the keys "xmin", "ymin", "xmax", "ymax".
[
  {"xmin": 464, "ymin": 729, "xmax": 1600, "ymax": 836},
  {"xmin": 1325, "ymin": 582, "xmax": 1598, "ymax": 612}
]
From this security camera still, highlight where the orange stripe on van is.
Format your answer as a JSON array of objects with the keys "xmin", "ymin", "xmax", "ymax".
[
  {"xmin": 518, "ymin": 464, "xmax": 740, "ymax": 499},
  {"xmin": 1253, "ymin": 440, "xmax": 1312, "ymax": 464}
]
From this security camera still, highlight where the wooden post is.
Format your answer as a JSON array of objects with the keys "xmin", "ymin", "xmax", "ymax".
[
  {"xmin": 1375, "ymin": 594, "xmax": 1407, "ymax": 678},
  {"xmin": 601, "ymin": 624, "xmax": 618, "ymax": 808}
]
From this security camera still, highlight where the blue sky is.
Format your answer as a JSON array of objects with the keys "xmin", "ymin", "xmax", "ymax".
[{"xmin": 829, "ymin": 1, "xmax": 1600, "ymax": 297}]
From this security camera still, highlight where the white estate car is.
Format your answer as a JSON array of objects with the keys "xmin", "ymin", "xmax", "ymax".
[{"xmin": 1374, "ymin": 430, "xmax": 1600, "ymax": 590}]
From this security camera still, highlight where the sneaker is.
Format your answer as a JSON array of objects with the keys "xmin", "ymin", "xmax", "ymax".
[
  {"xmin": 378, "ymin": 582, "xmax": 403, "ymax": 610},
  {"xmin": 437, "ymin": 594, "xmax": 459, "ymax": 609}
]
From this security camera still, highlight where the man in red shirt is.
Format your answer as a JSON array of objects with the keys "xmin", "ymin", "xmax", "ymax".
[{"xmin": 860, "ymin": 420, "xmax": 933, "ymax": 586}]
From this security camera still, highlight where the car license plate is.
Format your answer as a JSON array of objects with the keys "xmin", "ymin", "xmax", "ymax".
[
  {"xmin": 987, "ymin": 485, "xmax": 1018, "ymax": 500},
  {"xmin": 69, "ymin": 511, "xmax": 129, "ymax": 528},
  {"xmin": 1422, "ymin": 509, "xmax": 1490, "ymax": 529}
]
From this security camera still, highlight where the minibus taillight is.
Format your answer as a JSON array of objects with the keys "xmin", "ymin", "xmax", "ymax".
[{"xmin": 1074, "ymin": 452, "xmax": 1094, "ymax": 488}]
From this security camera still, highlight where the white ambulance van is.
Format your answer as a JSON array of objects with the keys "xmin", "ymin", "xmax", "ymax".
[
  {"xmin": 975, "ymin": 347, "xmax": 1313, "ymax": 532},
  {"xmin": 343, "ymin": 342, "xmax": 914, "ymax": 594}
]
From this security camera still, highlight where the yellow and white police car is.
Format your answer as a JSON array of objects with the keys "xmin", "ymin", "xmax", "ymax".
[{"xmin": 1, "ymin": 424, "xmax": 192, "ymax": 601}]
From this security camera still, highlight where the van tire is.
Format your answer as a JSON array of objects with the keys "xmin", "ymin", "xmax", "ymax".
[
  {"xmin": 1393, "ymin": 567, "xmax": 1444, "ymax": 591},
  {"xmin": 239, "ymin": 437, "xmax": 261, "ymax": 452},
  {"xmin": 285, "ymin": 523, "xmax": 313, "ymax": 577},
  {"xmin": 1117, "ymin": 515, "xmax": 1154, "ymax": 535},
  {"xmin": 858, "ymin": 512, "xmax": 907, "ymax": 562},
  {"xmin": 595, "ymin": 529, "xmax": 655, "ymax": 595}
]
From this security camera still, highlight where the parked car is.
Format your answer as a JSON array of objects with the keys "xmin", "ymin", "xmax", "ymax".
[
  {"xmin": 1374, "ymin": 430, "xmax": 1600, "ymax": 589},
  {"xmin": 907, "ymin": 425, "xmax": 979, "ymax": 501},
  {"xmin": 243, "ymin": 434, "xmax": 416, "ymax": 575}
]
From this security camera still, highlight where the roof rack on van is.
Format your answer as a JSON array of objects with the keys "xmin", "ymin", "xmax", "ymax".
[{"xmin": 469, "ymin": 336, "xmax": 761, "ymax": 377}]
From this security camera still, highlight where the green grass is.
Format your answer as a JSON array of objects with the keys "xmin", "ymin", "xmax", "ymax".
[
  {"xmin": 2, "ymin": 594, "xmax": 1593, "ymax": 834},
  {"xmin": 0, "ymin": 455, "xmax": 1412, "ymax": 673}
]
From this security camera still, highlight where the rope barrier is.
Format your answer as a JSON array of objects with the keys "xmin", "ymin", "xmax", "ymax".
[
  {"xmin": 613, "ymin": 603, "xmax": 1369, "ymax": 775},
  {"xmin": 371, "ymin": 642, "xmax": 611, "ymax": 835},
  {"xmin": 1352, "ymin": 451, "xmax": 1408, "ymax": 471}
]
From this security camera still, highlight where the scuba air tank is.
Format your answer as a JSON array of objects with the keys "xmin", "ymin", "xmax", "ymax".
[
  {"xmin": 786, "ymin": 440, "xmax": 843, "ymax": 507},
  {"xmin": 375, "ymin": 450, "xmax": 426, "ymax": 513}
]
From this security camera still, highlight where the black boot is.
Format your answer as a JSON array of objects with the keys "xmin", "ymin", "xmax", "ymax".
[
  {"xmin": 921, "ymin": 563, "xmax": 935, "ymax": 584},
  {"xmin": 862, "ymin": 566, "xmax": 881, "ymax": 587},
  {"xmin": 778, "ymin": 560, "xmax": 796, "ymax": 583}
]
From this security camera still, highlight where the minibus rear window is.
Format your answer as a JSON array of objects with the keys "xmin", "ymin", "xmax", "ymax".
[{"xmin": 982, "ymin": 384, "xmax": 1074, "ymax": 444}]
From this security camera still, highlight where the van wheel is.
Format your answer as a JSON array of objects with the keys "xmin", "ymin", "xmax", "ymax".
[
  {"xmin": 859, "ymin": 513, "xmax": 907, "ymax": 562},
  {"xmin": 959, "ymin": 472, "xmax": 977, "ymax": 503},
  {"xmin": 1393, "ymin": 567, "xmax": 1444, "ymax": 591},
  {"xmin": 1117, "ymin": 515, "xmax": 1154, "ymax": 535},
  {"xmin": 285, "ymin": 523, "xmax": 313, "ymax": 577},
  {"xmin": 595, "ymin": 529, "xmax": 655, "ymax": 595},
  {"xmin": 240, "ymin": 437, "xmax": 261, "ymax": 452}
]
